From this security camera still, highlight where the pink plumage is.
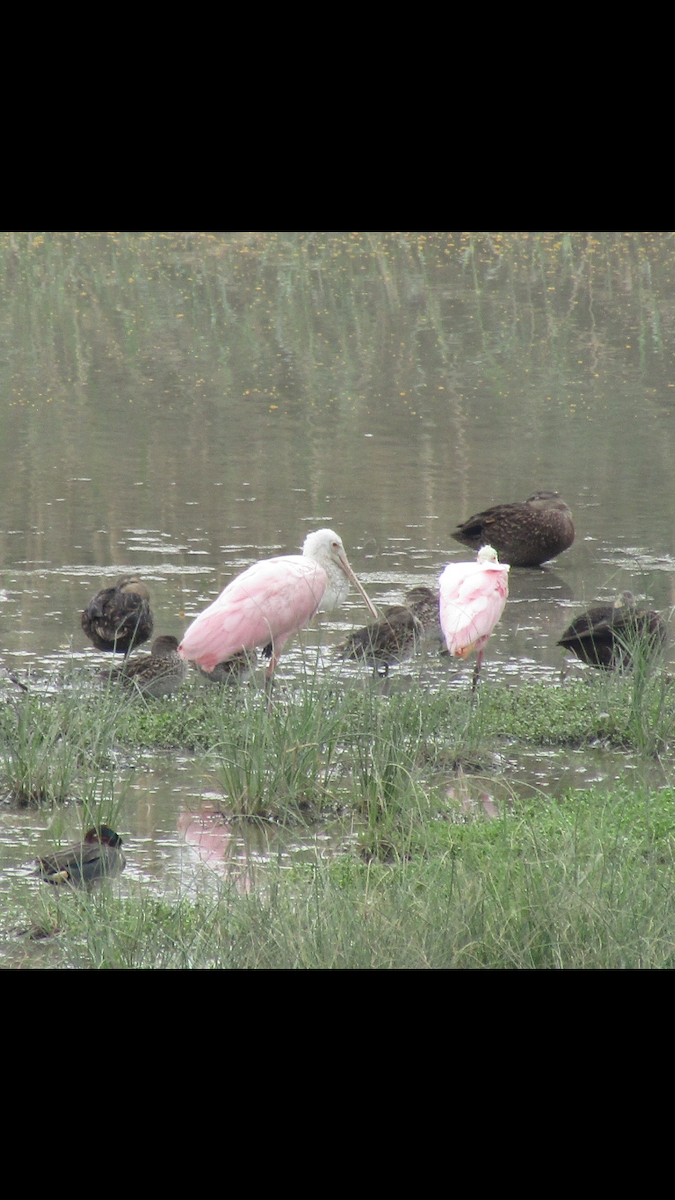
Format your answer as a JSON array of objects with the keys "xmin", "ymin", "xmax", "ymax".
[
  {"xmin": 439, "ymin": 545, "xmax": 509, "ymax": 681},
  {"xmin": 179, "ymin": 528, "xmax": 378, "ymax": 678}
]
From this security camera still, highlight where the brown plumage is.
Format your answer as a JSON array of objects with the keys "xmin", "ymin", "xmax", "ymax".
[
  {"xmin": 337, "ymin": 586, "xmax": 441, "ymax": 676},
  {"xmin": 197, "ymin": 649, "xmax": 258, "ymax": 685},
  {"xmin": 451, "ymin": 491, "xmax": 574, "ymax": 567},
  {"xmin": 81, "ymin": 574, "xmax": 154, "ymax": 654},
  {"xmin": 557, "ymin": 592, "xmax": 666, "ymax": 670},
  {"xmin": 35, "ymin": 826, "xmax": 126, "ymax": 886},
  {"xmin": 104, "ymin": 635, "xmax": 188, "ymax": 697},
  {"xmin": 338, "ymin": 606, "xmax": 424, "ymax": 675},
  {"xmin": 403, "ymin": 586, "xmax": 442, "ymax": 643}
]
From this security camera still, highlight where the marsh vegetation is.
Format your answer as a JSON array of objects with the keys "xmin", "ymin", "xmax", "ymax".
[{"xmin": 3, "ymin": 231, "xmax": 675, "ymax": 967}]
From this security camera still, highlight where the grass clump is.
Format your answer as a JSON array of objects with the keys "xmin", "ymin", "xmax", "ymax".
[
  {"xmin": 11, "ymin": 783, "xmax": 675, "ymax": 969},
  {"xmin": 0, "ymin": 688, "xmax": 121, "ymax": 806}
]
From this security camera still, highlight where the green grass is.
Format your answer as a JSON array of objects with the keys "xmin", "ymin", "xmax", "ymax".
[
  {"xmin": 8, "ymin": 782, "xmax": 675, "ymax": 968},
  {"xmin": 5, "ymin": 664, "xmax": 675, "ymax": 968},
  {"xmin": 3, "ymin": 666, "xmax": 675, "ymax": 814}
]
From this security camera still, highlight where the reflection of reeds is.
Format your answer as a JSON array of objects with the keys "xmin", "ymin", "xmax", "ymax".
[{"xmin": 4, "ymin": 231, "xmax": 675, "ymax": 585}]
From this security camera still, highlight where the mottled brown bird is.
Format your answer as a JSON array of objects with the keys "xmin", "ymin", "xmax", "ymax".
[
  {"xmin": 403, "ymin": 586, "xmax": 442, "ymax": 643},
  {"xmin": 197, "ymin": 649, "xmax": 258, "ymax": 685},
  {"xmin": 557, "ymin": 592, "xmax": 666, "ymax": 670},
  {"xmin": 104, "ymin": 635, "xmax": 188, "ymax": 697},
  {"xmin": 81, "ymin": 574, "xmax": 154, "ymax": 654},
  {"xmin": 35, "ymin": 826, "xmax": 126, "ymax": 886},
  {"xmin": 337, "ymin": 586, "xmax": 441, "ymax": 676},
  {"xmin": 338, "ymin": 606, "xmax": 424, "ymax": 676},
  {"xmin": 451, "ymin": 491, "xmax": 574, "ymax": 567}
]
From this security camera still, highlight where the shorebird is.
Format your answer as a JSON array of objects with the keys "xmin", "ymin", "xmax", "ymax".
[
  {"xmin": 104, "ymin": 635, "xmax": 188, "ymax": 697},
  {"xmin": 337, "ymin": 586, "xmax": 441, "ymax": 676}
]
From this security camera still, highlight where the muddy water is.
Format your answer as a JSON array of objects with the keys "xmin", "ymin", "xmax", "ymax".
[{"xmin": 2, "ymin": 232, "xmax": 675, "ymax": 901}]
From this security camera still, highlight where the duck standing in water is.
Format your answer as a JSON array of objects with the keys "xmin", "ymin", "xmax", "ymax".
[
  {"xmin": 104, "ymin": 635, "xmax": 188, "ymax": 697},
  {"xmin": 82, "ymin": 575, "xmax": 154, "ymax": 655},
  {"xmin": 35, "ymin": 826, "xmax": 126, "ymax": 886},
  {"xmin": 451, "ymin": 491, "xmax": 574, "ymax": 567},
  {"xmin": 557, "ymin": 592, "xmax": 666, "ymax": 669}
]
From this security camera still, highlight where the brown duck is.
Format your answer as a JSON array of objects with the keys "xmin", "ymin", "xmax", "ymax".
[
  {"xmin": 82, "ymin": 574, "xmax": 154, "ymax": 654},
  {"xmin": 557, "ymin": 592, "xmax": 666, "ymax": 669},
  {"xmin": 451, "ymin": 491, "xmax": 574, "ymax": 567},
  {"xmin": 104, "ymin": 635, "xmax": 188, "ymax": 697},
  {"xmin": 35, "ymin": 826, "xmax": 126, "ymax": 886}
]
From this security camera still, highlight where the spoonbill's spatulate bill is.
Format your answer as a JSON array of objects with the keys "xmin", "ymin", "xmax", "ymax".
[{"xmin": 179, "ymin": 529, "xmax": 378, "ymax": 678}]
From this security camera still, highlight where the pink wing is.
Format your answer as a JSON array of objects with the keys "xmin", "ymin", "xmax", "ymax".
[
  {"xmin": 439, "ymin": 562, "xmax": 509, "ymax": 657},
  {"xmin": 179, "ymin": 555, "xmax": 328, "ymax": 671}
]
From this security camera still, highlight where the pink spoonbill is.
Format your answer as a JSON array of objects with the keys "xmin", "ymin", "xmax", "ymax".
[
  {"xmin": 439, "ymin": 545, "xmax": 509, "ymax": 689},
  {"xmin": 178, "ymin": 529, "xmax": 379, "ymax": 680}
]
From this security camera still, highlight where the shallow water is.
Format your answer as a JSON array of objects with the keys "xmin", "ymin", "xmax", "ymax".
[{"xmin": 3, "ymin": 232, "xmax": 675, "ymax": 910}]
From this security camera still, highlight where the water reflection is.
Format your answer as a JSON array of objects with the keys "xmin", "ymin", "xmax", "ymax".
[{"xmin": 3, "ymin": 233, "xmax": 675, "ymax": 909}]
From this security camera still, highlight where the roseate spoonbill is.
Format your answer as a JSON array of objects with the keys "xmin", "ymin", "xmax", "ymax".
[
  {"xmin": 452, "ymin": 490, "xmax": 574, "ymax": 567},
  {"xmin": 104, "ymin": 635, "xmax": 188, "ymax": 697},
  {"xmin": 179, "ymin": 529, "xmax": 378, "ymax": 679},
  {"xmin": 439, "ymin": 545, "xmax": 509, "ymax": 689},
  {"xmin": 557, "ymin": 592, "xmax": 666, "ymax": 670},
  {"xmin": 35, "ymin": 826, "xmax": 126, "ymax": 886},
  {"xmin": 81, "ymin": 575, "xmax": 154, "ymax": 655},
  {"xmin": 338, "ymin": 586, "xmax": 441, "ymax": 676}
]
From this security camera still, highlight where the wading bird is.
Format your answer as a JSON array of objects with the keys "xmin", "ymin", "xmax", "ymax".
[
  {"xmin": 557, "ymin": 592, "xmax": 666, "ymax": 670},
  {"xmin": 35, "ymin": 826, "xmax": 126, "ymax": 886},
  {"xmin": 179, "ymin": 529, "xmax": 378, "ymax": 680},
  {"xmin": 338, "ymin": 605, "xmax": 424, "ymax": 676},
  {"xmin": 197, "ymin": 649, "xmax": 259, "ymax": 685},
  {"xmin": 81, "ymin": 575, "xmax": 154, "ymax": 654},
  {"xmin": 451, "ymin": 490, "xmax": 574, "ymax": 567},
  {"xmin": 337, "ymin": 586, "xmax": 441, "ymax": 676},
  {"xmin": 403, "ymin": 586, "xmax": 443, "ymax": 643},
  {"xmin": 439, "ymin": 545, "xmax": 510, "ymax": 689},
  {"xmin": 104, "ymin": 635, "xmax": 188, "ymax": 697}
]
